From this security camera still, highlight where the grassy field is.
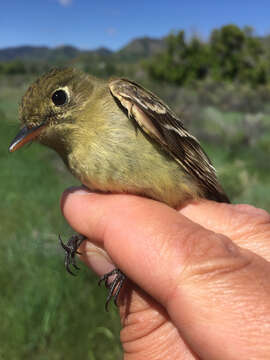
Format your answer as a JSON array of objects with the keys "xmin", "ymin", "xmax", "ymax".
[{"xmin": 1, "ymin": 75, "xmax": 270, "ymax": 359}]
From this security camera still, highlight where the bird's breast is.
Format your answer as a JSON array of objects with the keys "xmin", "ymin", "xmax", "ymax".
[{"xmin": 66, "ymin": 123, "xmax": 201, "ymax": 207}]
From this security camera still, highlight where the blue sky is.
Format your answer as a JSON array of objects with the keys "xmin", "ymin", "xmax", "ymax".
[{"xmin": 1, "ymin": 0, "xmax": 269, "ymax": 50}]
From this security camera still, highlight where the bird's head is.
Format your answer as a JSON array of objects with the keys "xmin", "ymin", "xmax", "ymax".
[{"xmin": 9, "ymin": 67, "xmax": 96, "ymax": 154}]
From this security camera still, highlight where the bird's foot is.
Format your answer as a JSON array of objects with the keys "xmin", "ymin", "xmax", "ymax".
[
  {"xmin": 60, "ymin": 234, "xmax": 126, "ymax": 310},
  {"xmin": 59, "ymin": 233, "xmax": 86, "ymax": 275},
  {"xmin": 99, "ymin": 268, "xmax": 126, "ymax": 311}
]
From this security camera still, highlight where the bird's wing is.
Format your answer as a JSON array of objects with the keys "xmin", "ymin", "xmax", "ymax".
[{"xmin": 109, "ymin": 78, "xmax": 229, "ymax": 203}]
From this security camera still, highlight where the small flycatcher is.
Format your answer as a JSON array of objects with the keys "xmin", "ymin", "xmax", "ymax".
[{"xmin": 9, "ymin": 68, "xmax": 229, "ymax": 307}]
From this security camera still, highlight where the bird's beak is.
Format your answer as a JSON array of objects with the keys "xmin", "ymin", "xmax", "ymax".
[{"xmin": 9, "ymin": 123, "xmax": 46, "ymax": 152}]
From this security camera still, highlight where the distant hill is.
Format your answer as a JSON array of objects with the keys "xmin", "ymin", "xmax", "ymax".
[
  {"xmin": 0, "ymin": 37, "xmax": 165, "ymax": 63},
  {"xmin": 0, "ymin": 45, "xmax": 113, "ymax": 63},
  {"xmin": 116, "ymin": 37, "xmax": 166, "ymax": 62},
  {"xmin": 0, "ymin": 45, "xmax": 79, "ymax": 62}
]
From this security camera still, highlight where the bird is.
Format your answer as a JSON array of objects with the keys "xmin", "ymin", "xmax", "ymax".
[{"xmin": 9, "ymin": 67, "xmax": 230, "ymax": 309}]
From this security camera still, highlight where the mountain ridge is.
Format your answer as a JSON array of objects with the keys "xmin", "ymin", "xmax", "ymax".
[{"xmin": 0, "ymin": 37, "xmax": 166, "ymax": 63}]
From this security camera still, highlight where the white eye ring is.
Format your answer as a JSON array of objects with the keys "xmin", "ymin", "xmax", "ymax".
[{"xmin": 51, "ymin": 86, "xmax": 70, "ymax": 106}]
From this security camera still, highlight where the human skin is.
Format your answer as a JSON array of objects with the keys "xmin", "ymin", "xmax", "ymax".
[{"xmin": 61, "ymin": 188, "xmax": 270, "ymax": 360}]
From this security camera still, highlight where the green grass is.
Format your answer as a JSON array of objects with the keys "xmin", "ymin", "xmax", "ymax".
[
  {"xmin": 201, "ymin": 108, "xmax": 270, "ymax": 210},
  {"xmin": 204, "ymin": 141, "xmax": 270, "ymax": 210},
  {"xmin": 0, "ymin": 84, "xmax": 122, "ymax": 359}
]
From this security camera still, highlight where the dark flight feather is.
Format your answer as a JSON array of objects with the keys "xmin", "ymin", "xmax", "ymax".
[{"xmin": 109, "ymin": 78, "xmax": 230, "ymax": 203}]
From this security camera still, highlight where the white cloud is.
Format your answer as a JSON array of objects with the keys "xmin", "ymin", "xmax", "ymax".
[
  {"xmin": 106, "ymin": 27, "xmax": 117, "ymax": 37},
  {"xmin": 58, "ymin": 0, "xmax": 72, "ymax": 6}
]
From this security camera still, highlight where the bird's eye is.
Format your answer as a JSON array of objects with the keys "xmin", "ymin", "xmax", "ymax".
[{"xmin": 51, "ymin": 89, "xmax": 68, "ymax": 106}]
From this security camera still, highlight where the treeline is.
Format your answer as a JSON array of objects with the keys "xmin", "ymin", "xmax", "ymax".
[
  {"xmin": 0, "ymin": 60, "xmax": 28, "ymax": 75},
  {"xmin": 1, "ymin": 25, "xmax": 270, "ymax": 87},
  {"xmin": 146, "ymin": 25, "xmax": 269, "ymax": 86},
  {"xmin": 0, "ymin": 60, "xmax": 52, "ymax": 75}
]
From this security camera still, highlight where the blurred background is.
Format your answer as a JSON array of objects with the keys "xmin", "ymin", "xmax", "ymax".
[{"xmin": 1, "ymin": 0, "xmax": 270, "ymax": 358}]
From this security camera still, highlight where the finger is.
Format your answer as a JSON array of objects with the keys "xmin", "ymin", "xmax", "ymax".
[
  {"xmin": 180, "ymin": 200, "xmax": 270, "ymax": 261},
  {"xmin": 61, "ymin": 189, "xmax": 270, "ymax": 359}
]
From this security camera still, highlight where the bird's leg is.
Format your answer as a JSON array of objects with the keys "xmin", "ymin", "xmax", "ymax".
[
  {"xmin": 99, "ymin": 269, "xmax": 126, "ymax": 311},
  {"xmin": 59, "ymin": 233, "xmax": 126, "ymax": 310},
  {"xmin": 59, "ymin": 233, "xmax": 86, "ymax": 275}
]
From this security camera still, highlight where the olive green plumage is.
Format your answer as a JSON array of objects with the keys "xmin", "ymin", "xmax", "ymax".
[{"xmin": 10, "ymin": 67, "xmax": 229, "ymax": 207}]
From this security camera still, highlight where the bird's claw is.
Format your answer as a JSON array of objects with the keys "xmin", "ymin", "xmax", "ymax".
[
  {"xmin": 59, "ymin": 234, "xmax": 86, "ymax": 275},
  {"xmin": 99, "ymin": 268, "xmax": 126, "ymax": 311}
]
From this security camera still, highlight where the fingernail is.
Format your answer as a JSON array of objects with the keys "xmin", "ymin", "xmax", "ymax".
[
  {"xmin": 79, "ymin": 241, "xmax": 115, "ymax": 277},
  {"xmin": 64, "ymin": 185, "xmax": 92, "ymax": 196},
  {"xmin": 61, "ymin": 186, "xmax": 93, "ymax": 210}
]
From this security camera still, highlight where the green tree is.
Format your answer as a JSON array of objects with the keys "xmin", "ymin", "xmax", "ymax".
[
  {"xmin": 210, "ymin": 24, "xmax": 245, "ymax": 80},
  {"xmin": 146, "ymin": 25, "xmax": 269, "ymax": 86},
  {"xmin": 210, "ymin": 25, "xmax": 267, "ymax": 85},
  {"xmin": 0, "ymin": 60, "xmax": 26, "ymax": 75},
  {"xmin": 185, "ymin": 37, "xmax": 210, "ymax": 81},
  {"xmin": 146, "ymin": 31, "xmax": 209, "ymax": 85}
]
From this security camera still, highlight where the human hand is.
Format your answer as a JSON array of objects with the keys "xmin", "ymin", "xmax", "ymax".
[{"xmin": 61, "ymin": 188, "xmax": 270, "ymax": 360}]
